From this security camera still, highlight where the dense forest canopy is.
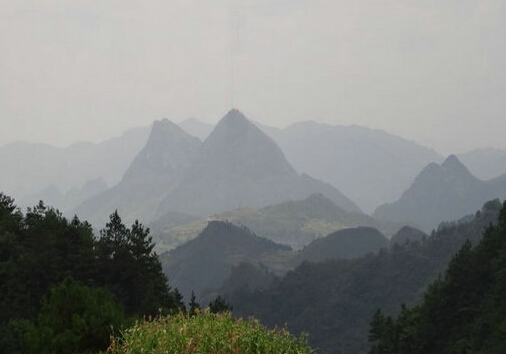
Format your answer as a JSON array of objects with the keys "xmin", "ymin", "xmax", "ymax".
[
  {"xmin": 369, "ymin": 200, "xmax": 506, "ymax": 354},
  {"xmin": 0, "ymin": 193, "xmax": 182, "ymax": 354}
]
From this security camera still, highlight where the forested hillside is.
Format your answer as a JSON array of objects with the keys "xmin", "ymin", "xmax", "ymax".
[
  {"xmin": 369, "ymin": 200, "xmax": 506, "ymax": 354},
  {"xmin": 223, "ymin": 200, "xmax": 502, "ymax": 354},
  {"xmin": 0, "ymin": 193, "xmax": 183, "ymax": 354}
]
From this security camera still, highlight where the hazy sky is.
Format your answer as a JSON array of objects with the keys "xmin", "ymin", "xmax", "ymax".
[{"xmin": 1, "ymin": 0, "xmax": 505, "ymax": 154}]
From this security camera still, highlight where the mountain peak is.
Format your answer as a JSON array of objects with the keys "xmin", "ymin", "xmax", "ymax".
[
  {"xmin": 441, "ymin": 154, "xmax": 473, "ymax": 176},
  {"xmin": 442, "ymin": 154, "xmax": 463, "ymax": 168},
  {"xmin": 150, "ymin": 118, "xmax": 186, "ymax": 140}
]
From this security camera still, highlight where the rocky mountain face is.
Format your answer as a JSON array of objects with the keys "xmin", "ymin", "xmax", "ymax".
[
  {"xmin": 156, "ymin": 109, "xmax": 360, "ymax": 218},
  {"xmin": 262, "ymin": 121, "xmax": 443, "ymax": 213},
  {"xmin": 72, "ymin": 119, "xmax": 202, "ymax": 227}
]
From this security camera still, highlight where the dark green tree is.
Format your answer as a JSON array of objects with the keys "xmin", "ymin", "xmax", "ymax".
[
  {"xmin": 28, "ymin": 277, "xmax": 126, "ymax": 354},
  {"xmin": 173, "ymin": 288, "xmax": 186, "ymax": 313},
  {"xmin": 189, "ymin": 291, "xmax": 200, "ymax": 316},
  {"xmin": 208, "ymin": 295, "xmax": 233, "ymax": 314},
  {"xmin": 97, "ymin": 211, "xmax": 176, "ymax": 316}
]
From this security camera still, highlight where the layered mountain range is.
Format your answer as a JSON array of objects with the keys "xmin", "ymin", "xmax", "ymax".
[
  {"xmin": 0, "ymin": 126, "xmax": 150, "ymax": 203},
  {"xmin": 179, "ymin": 119, "xmax": 443, "ymax": 212},
  {"xmin": 373, "ymin": 155, "xmax": 506, "ymax": 231},
  {"xmin": 73, "ymin": 109, "xmax": 359, "ymax": 228}
]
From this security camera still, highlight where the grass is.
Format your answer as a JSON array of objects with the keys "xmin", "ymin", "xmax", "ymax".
[{"xmin": 106, "ymin": 310, "xmax": 313, "ymax": 354}]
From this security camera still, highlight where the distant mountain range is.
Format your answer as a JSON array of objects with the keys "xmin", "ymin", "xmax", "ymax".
[
  {"xmin": 0, "ymin": 126, "xmax": 150, "ymax": 205},
  {"xmin": 18, "ymin": 177, "xmax": 108, "ymax": 211},
  {"xmin": 178, "ymin": 118, "xmax": 444, "ymax": 212},
  {"xmin": 157, "ymin": 109, "xmax": 360, "ymax": 218},
  {"xmin": 73, "ymin": 109, "xmax": 360, "ymax": 228},
  {"xmin": 151, "ymin": 193, "xmax": 392, "ymax": 252},
  {"xmin": 373, "ymin": 155, "xmax": 506, "ymax": 231},
  {"xmin": 5, "ymin": 113, "xmax": 506, "ymax": 227},
  {"xmin": 457, "ymin": 147, "xmax": 506, "ymax": 181}
]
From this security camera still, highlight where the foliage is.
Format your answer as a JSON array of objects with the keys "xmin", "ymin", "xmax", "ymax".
[
  {"xmin": 189, "ymin": 291, "xmax": 201, "ymax": 316},
  {"xmin": 0, "ymin": 193, "xmax": 178, "ymax": 354},
  {"xmin": 97, "ymin": 212, "xmax": 176, "ymax": 316},
  {"xmin": 208, "ymin": 295, "xmax": 233, "ymax": 314},
  {"xmin": 29, "ymin": 277, "xmax": 126, "ymax": 354},
  {"xmin": 107, "ymin": 311, "xmax": 313, "ymax": 354},
  {"xmin": 225, "ymin": 200, "xmax": 502, "ymax": 354},
  {"xmin": 369, "ymin": 200, "xmax": 506, "ymax": 354}
]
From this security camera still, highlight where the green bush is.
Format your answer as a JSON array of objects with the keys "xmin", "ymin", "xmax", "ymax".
[
  {"xmin": 31, "ymin": 277, "xmax": 127, "ymax": 354},
  {"xmin": 107, "ymin": 311, "xmax": 313, "ymax": 354}
]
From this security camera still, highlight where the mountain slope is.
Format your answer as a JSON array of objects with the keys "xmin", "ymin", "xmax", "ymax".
[
  {"xmin": 153, "ymin": 192, "xmax": 377, "ymax": 252},
  {"xmin": 294, "ymin": 227, "xmax": 388, "ymax": 264},
  {"xmin": 262, "ymin": 121, "xmax": 442, "ymax": 213},
  {"xmin": 369, "ymin": 200, "xmax": 506, "ymax": 354},
  {"xmin": 373, "ymin": 155, "xmax": 506, "ymax": 231},
  {"xmin": 458, "ymin": 147, "xmax": 506, "ymax": 180},
  {"xmin": 0, "ymin": 126, "xmax": 149, "ymax": 202},
  {"xmin": 157, "ymin": 109, "xmax": 360, "ymax": 217},
  {"xmin": 18, "ymin": 177, "xmax": 108, "ymax": 211},
  {"xmin": 159, "ymin": 221, "xmax": 290, "ymax": 300},
  {"xmin": 390, "ymin": 226, "xmax": 427, "ymax": 245},
  {"xmin": 72, "ymin": 119, "xmax": 201, "ymax": 227},
  {"xmin": 223, "ymin": 200, "xmax": 503, "ymax": 354}
]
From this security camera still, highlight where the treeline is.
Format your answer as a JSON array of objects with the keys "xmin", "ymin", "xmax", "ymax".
[
  {"xmin": 0, "ymin": 193, "xmax": 184, "ymax": 354},
  {"xmin": 369, "ymin": 200, "xmax": 506, "ymax": 354},
  {"xmin": 224, "ymin": 200, "xmax": 502, "ymax": 353}
]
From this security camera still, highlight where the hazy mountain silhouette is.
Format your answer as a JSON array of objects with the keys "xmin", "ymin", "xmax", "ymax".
[
  {"xmin": 0, "ymin": 126, "xmax": 149, "ymax": 203},
  {"xmin": 294, "ymin": 227, "xmax": 388, "ymax": 264},
  {"xmin": 19, "ymin": 177, "xmax": 108, "ymax": 212},
  {"xmin": 259, "ymin": 121, "xmax": 442, "ymax": 213},
  {"xmin": 159, "ymin": 220, "xmax": 290, "ymax": 300},
  {"xmin": 157, "ymin": 109, "xmax": 360, "ymax": 217},
  {"xmin": 373, "ymin": 155, "xmax": 506, "ymax": 231},
  {"xmin": 390, "ymin": 226, "xmax": 427, "ymax": 245},
  {"xmin": 458, "ymin": 147, "xmax": 506, "ymax": 180},
  {"xmin": 72, "ymin": 119, "xmax": 201, "ymax": 227}
]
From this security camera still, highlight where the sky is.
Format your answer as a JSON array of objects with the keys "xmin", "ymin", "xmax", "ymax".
[{"xmin": 1, "ymin": 0, "xmax": 505, "ymax": 154}]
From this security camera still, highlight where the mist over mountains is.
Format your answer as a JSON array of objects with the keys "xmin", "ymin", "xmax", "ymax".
[
  {"xmin": 70, "ymin": 109, "xmax": 360, "ymax": 228},
  {"xmin": 4, "ymin": 112, "xmax": 506, "ymax": 223},
  {"xmin": 179, "ymin": 118, "xmax": 444, "ymax": 213},
  {"xmin": 0, "ymin": 126, "xmax": 150, "ymax": 208}
]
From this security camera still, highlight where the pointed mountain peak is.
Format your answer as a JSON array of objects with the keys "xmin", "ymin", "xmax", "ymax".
[
  {"xmin": 150, "ymin": 118, "xmax": 187, "ymax": 140},
  {"xmin": 222, "ymin": 108, "xmax": 248, "ymax": 122},
  {"xmin": 211, "ymin": 108, "xmax": 251, "ymax": 134},
  {"xmin": 442, "ymin": 154, "xmax": 463, "ymax": 168},
  {"xmin": 441, "ymin": 154, "xmax": 472, "ymax": 175},
  {"xmin": 122, "ymin": 118, "xmax": 202, "ymax": 182}
]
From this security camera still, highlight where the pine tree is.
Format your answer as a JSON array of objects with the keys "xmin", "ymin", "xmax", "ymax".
[{"xmin": 189, "ymin": 291, "xmax": 200, "ymax": 316}]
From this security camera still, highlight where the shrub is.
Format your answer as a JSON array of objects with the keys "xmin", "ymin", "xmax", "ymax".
[{"xmin": 107, "ymin": 311, "xmax": 313, "ymax": 354}]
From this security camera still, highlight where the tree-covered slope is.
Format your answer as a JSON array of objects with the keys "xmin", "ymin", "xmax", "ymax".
[
  {"xmin": 223, "ymin": 200, "xmax": 502, "ymax": 354},
  {"xmin": 159, "ymin": 221, "xmax": 291, "ymax": 301},
  {"xmin": 369, "ymin": 200, "xmax": 506, "ymax": 354}
]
